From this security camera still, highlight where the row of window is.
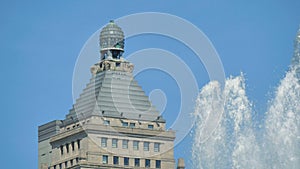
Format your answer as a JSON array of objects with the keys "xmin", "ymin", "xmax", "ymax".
[
  {"xmin": 103, "ymin": 120, "xmax": 155, "ymax": 129},
  {"xmin": 102, "ymin": 155, "xmax": 161, "ymax": 168},
  {"xmin": 53, "ymin": 158, "xmax": 79, "ymax": 169},
  {"xmin": 101, "ymin": 138, "xmax": 160, "ymax": 152},
  {"xmin": 60, "ymin": 140, "xmax": 81, "ymax": 155}
]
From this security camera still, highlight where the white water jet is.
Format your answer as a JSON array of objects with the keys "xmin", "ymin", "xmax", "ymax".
[
  {"xmin": 192, "ymin": 28, "xmax": 300, "ymax": 169},
  {"xmin": 192, "ymin": 75, "xmax": 262, "ymax": 169}
]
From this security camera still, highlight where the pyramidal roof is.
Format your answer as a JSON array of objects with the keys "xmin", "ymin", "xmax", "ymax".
[
  {"xmin": 65, "ymin": 21, "xmax": 164, "ymax": 124},
  {"xmin": 66, "ymin": 67, "xmax": 163, "ymax": 122}
]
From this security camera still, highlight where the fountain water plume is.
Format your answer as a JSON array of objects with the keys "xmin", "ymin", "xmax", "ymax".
[{"xmin": 192, "ymin": 75, "xmax": 262, "ymax": 169}]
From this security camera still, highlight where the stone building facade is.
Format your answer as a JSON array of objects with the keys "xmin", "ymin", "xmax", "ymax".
[{"xmin": 38, "ymin": 20, "xmax": 185, "ymax": 169}]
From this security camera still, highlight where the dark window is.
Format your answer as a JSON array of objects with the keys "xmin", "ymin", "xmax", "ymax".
[
  {"xmin": 71, "ymin": 142, "xmax": 75, "ymax": 151},
  {"xmin": 124, "ymin": 157, "xmax": 129, "ymax": 166},
  {"xmin": 77, "ymin": 140, "xmax": 81, "ymax": 149},
  {"xmin": 66, "ymin": 143, "xmax": 69, "ymax": 153},
  {"xmin": 156, "ymin": 160, "xmax": 161, "ymax": 168},
  {"xmin": 122, "ymin": 140, "xmax": 128, "ymax": 149},
  {"xmin": 133, "ymin": 141, "xmax": 139, "ymax": 150},
  {"xmin": 65, "ymin": 161, "xmax": 68, "ymax": 168},
  {"xmin": 116, "ymin": 62, "xmax": 121, "ymax": 67},
  {"xmin": 112, "ymin": 139, "xmax": 118, "ymax": 148},
  {"xmin": 154, "ymin": 143, "xmax": 160, "ymax": 152},
  {"xmin": 104, "ymin": 120, "xmax": 110, "ymax": 125},
  {"xmin": 122, "ymin": 122, "xmax": 128, "ymax": 127},
  {"xmin": 144, "ymin": 142, "xmax": 150, "ymax": 151},
  {"xmin": 60, "ymin": 145, "xmax": 63, "ymax": 155},
  {"xmin": 101, "ymin": 138, "xmax": 107, "ymax": 147},
  {"xmin": 59, "ymin": 163, "xmax": 62, "ymax": 169},
  {"xmin": 129, "ymin": 123, "xmax": 135, "ymax": 128},
  {"xmin": 102, "ymin": 155, "xmax": 108, "ymax": 164},
  {"xmin": 113, "ymin": 156, "xmax": 119, "ymax": 165},
  {"xmin": 70, "ymin": 159, "xmax": 73, "ymax": 166},
  {"xmin": 134, "ymin": 158, "xmax": 140, "ymax": 167},
  {"xmin": 53, "ymin": 165, "xmax": 56, "ymax": 169},
  {"xmin": 148, "ymin": 124, "xmax": 154, "ymax": 129},
  {"xmin": 145, "ymin": 159, "xmax": 151, "ymax": 168}
]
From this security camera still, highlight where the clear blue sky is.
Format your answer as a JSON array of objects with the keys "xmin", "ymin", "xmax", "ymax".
[{"xmin": 0, "ymin": 0, "xmax": 299, "ymax": 168}]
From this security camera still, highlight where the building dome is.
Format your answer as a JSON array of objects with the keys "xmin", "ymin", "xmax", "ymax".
[{"xmin": 100, "ymin": 20, "xmax": 124, "ymax": 51}]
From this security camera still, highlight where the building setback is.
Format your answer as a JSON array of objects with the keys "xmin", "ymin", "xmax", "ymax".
[{"xmin": 38, "ymin": 20, "xmax": 185, "ymax": 169}]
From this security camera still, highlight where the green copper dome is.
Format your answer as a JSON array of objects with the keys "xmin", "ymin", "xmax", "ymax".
[{"xmin": 100, "ymin": 20, "xmax": 125, "ymax": 51}]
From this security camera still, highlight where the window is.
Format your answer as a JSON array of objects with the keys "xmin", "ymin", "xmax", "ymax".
[
  {"xmin": 112, "ymin": 139, "xmax": 118, "ymax": 148},
  {"xmin": 124, "ymin": 157, "xmax": 129, "ymax": 166},
  {"xmin": 133, "ymin": 141, "xmax": 139, "ymax": 150},
  {"xmin": 70, "ymin": 159, "xmax": 73, "ymax": 166},
  {"xmin": 134, "ymin": 158, "xmax": 140, "ymax": 167},
  {"xmin": 65, "ymin": 161, "xmax": 68, "ymax": 168},
  {"xmin": 122, "ymin": 122, "xmax": 128, "ymax": 127},
  {"xmin": 148, "ymin": 124, "xmax": 154, "ymax": 129},
  {"xmin": 154, "ymin": 143, "xmax": 160, "ymax": 152},
  {"xmin": 145, "ymin": 159, "xmax": 151, "ymax": 168},
  {"xmin": 60, "ymin": 145, "xmax": 63, "ymax": 155},
  {"xmin": 59, "ymin": 163, "xmax": 62, "ymax": 169},
  {"xmin": 102, "ymin": 155, "xmax": 108, "ymax": 164},
  {"xmin": 122, "ymin": 140, "xmax": 128, "ymax": 149},
  {"xmin": 113, "ymin": 156, "xmax": 119, "ymax": 165},
  {"xmin": 129, "ymin": 122, "xmax": 135, "ymax": 128},
  {"xmin": 101, "ymin": 138, "xmax": 107, "ymax": 147},
  {"xmin": 77, "ymin": 140, "xmax": 81, "ymax": 149},
  {"xmin": 71, "ymin": 141, "xmax": 75, "ymax": 151},
  {"xmin": 104, "ymin": 120, "xmax": 110, "ymax": 125},
  {"xmin": 156, "ymin": 160, "xmax": 161, "ymax": 168},
  {"xmin": 66, "ymin": 143, "xmax": 69, "ymax": 153},
  {"xmin": 54, "ymin": 165, "xmax": 56, "ymax": 169},
  {"xmin": 144, "ymin": 142, "xmax": 150, "ymax": 151}
]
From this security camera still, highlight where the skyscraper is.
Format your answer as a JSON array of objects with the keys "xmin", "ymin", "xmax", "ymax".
[{"xmin": 38, "ymin": 20, "xmax": 184, "ymax": 169}]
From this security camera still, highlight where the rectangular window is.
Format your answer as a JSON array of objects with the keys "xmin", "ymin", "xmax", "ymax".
[
  {"xmin": 77, "ymin": 140, "xmax": 81, "ymax": 149},
  {"xmin": 102, "ymin": 155, "xmax": 108, "ymax": 164},
  {"xmin": 70, "ymin": 159, "xmax": 73, "ymax": 166},
  {"xmin": 101, "ymin": 138, "xmax": 107, "ymax": 147},
  {"xmin": 112, "ymin": 139, "xmax": 118, "ymax": 148},
  {"xmin": 145, "ymin": 159, "xmax": 151, "ymax": 168},
  {"xmin": 144, "ymin": 142, "xmax": 150, "ymax": 151},
  {"xmin": 71, "ymin": 141, "xmax": 75, "ymax": 151},
  {"xmin": 60, "ymin": 145, "xmax": 63, "ymax": 155},
  {"xmin": 124, "ymin": 157, "xmax": 129, "ymax": 166},
  {"xmin": 59, "ymin": 163, "xmax": 62, "ymax": 169},
  {"xmin": 122, "ymin": 140, "xmax": 128, "ymax": 149},
  {"xmin": 156, "ymin": 160, "xmax": 161, "ymax": 168},
  {"xmin": 154, "ymin": 143, "xmax": 160, "ymax": 152},
  {"xmin": 66, "ymin": 143, "xmax": 69, "ymax": 153},
  {"xmin": 65, "ymin": 161, "xmax": 68, "ymax": 168},
  {"xmin": 133, "ymin": 141, "xmax": 139, "ymax": 150},
  {"xmin": 104, "ymin": 120, "xmax": 110, "ymax": 125},
  {"xmin": 122, "ymin": 122, "xmax": 128, "ymax": 127},
  {"xmin": 113, "ymin": 156, "xmax": 119, "ymax": 165},
  {"xmin": 148, "ymin": 124, "xmax": 154, "ymax": 129},
  {"xmin": 129, "ymin": 122, "xmax": 135, "ymax": 128},
  {"xmin": 134, "ymin": 158, "xmax": 140, "ymax": 167}
]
